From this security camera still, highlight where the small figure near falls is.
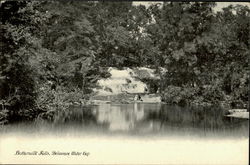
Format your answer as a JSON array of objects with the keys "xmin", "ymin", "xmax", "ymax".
[{"xmin": 134, "ymin": 94, "xmax": 143, "ymax": 101}]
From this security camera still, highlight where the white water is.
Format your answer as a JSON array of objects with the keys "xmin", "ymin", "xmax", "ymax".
[{"xmin": 93, "ymin": 67, "xmax": 151, "ymax": 95}]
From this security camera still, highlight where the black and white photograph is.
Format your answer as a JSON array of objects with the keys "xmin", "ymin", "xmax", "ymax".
[{"xmin": 0, "ymin": 1, "xmax": 249, "ymax": 164}]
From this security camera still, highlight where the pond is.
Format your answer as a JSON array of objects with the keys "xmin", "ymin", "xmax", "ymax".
[{"xmin": 1, "ymin": 103, "xmax": 248, "ymax": 139}]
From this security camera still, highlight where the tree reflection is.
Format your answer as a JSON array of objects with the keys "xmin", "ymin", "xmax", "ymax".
[{"xmin": 146, "ymin": 105, "xmax": 248, "ymax": 133}]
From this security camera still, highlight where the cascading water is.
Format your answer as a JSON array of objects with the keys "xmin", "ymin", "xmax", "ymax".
[{"xmin": 93, "ymin": 67, "xmax": 148, "ymax": 95}]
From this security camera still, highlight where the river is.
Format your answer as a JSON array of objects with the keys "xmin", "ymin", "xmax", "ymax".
[
  {"xmin": 0, "ymin": 103, "xmax": 249, "ymax": 164},
  {"xmin": 1, "ymin": 103, "xmax": 248, "ymax": 138}
]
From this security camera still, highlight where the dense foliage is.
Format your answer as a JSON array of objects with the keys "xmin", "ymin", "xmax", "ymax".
[
  {"xmin": 151, "ymin": 3, "xmax": 249, "ymax": 108},
  {"xmin": 0, "ymin": 1, "xmax": 249, "ymax": 124}
]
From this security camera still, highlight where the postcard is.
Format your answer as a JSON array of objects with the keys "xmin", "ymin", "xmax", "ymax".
[{"xmin": 0, "ymin": 1, "xmax": 249, "ymax": 164}]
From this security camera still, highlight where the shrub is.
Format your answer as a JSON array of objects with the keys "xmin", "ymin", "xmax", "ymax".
[
  {"xmin": 35, "ymin": 83, "xmax": 89, "ymax": 122},
  {"xmin": 161, "ymin": 85, "xmax": 197, "ymax": 105}
]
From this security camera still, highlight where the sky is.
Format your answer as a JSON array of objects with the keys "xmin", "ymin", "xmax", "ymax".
[
  {"xmin": 133, "ymin": 2, "xmax": 250, "ymax": 12},
  {"xmin": 215, "ymin": 2, "xmax": 250, "ymax": 12}
]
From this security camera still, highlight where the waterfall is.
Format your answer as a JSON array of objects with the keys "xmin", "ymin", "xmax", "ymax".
[{"xmin": 93, "ymin": 67, "xmax": 148, "ymax": 95}]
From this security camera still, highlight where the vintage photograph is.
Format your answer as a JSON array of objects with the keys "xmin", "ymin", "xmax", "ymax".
[{"xmin": 0, "ymin": 1, "xmax": 249, "ymax": 164}]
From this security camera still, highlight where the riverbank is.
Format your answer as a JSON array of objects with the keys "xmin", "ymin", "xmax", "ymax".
[
  {"xmin": 226, "ymin": 109, "xmax": 249, "ymax": 119},
  {"xmin": 0, "ymin": 66, "xmax": 248, "ymax": 125},
  {"xmin": 89, "ymin": 93, "xmax": 161, "ymax": 104}
]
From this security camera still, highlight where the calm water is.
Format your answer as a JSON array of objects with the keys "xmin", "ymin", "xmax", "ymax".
[
  {"xmin": 1, "ymin": 104, "xmax": 248, "ymax": 164},
  {"xmin": 1, "ymin": 103, "xmax": 249, "ymax": 138}
]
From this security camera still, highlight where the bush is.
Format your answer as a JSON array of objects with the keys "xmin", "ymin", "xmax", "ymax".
[
  {"xmin": 161, "ymin": 84, "xmax": 228, "ymax": 107},
  {"xmin": 200, "ymin": 85, "xmax": 226, "ymax": 103},
  {"xmin": 35, "ymin": 83, "xmax": 89, "ymax": 122},
  {"xmin": 161, "ymin": 85, "xmax": 197, "ymax": 105}
]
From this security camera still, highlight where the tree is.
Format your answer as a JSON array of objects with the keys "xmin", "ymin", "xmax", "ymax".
[
  {"xmin": 147, "ymin": 2, "xmax": 249, "ymax": 106},
  {"xmin": 0, "ymin": 1, "xmax": 48, "ymax": 121}
]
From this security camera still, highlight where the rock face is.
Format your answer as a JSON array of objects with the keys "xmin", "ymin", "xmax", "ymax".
[{"xmin": 93, "ymin": 67, "xmax": 159, "ymax": 95}]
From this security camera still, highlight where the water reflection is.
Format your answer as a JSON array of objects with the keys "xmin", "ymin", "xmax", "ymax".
[
  {"xmin": 92, "ymin": 103, "xmax": 248, "ymax": 136},
  {"xmin": 52, "ymin": 105, "xmax": 97, "ymax": 125},
  {"xmin": 1, "ymin": 103, "xmax": 248, "ymax": 137},
  {"xmin": 93, "ymin": 103, "xmax": 161, "ymax": 131},
  {"xmin": 146, "ymin": 105, "xmax": 249, "ymax": 136}
]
